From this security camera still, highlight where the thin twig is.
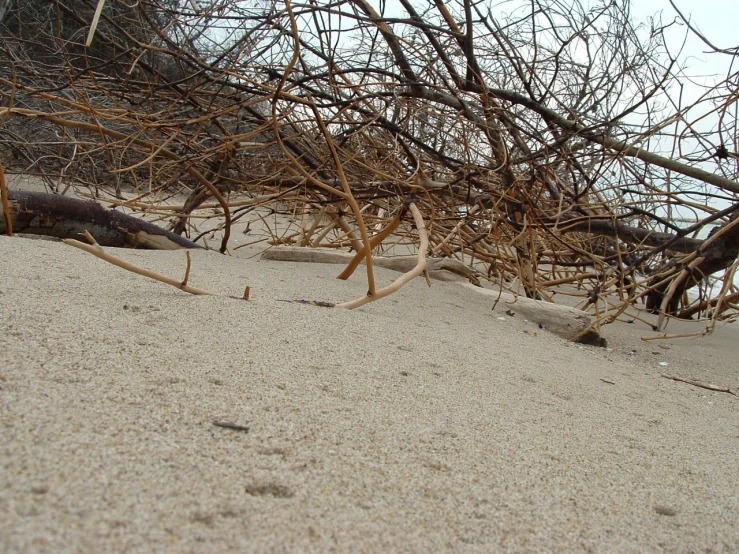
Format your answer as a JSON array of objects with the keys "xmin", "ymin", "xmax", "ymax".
[
  {"xmin": 641, "ymin": 330, "xmax": 710, "ymax": 341},
  {"xmin": 661, "ymin": 374, "xmax": 737, "ymax": 397},
  {"xmin": 212, "ymin": 420, "xmax": 251, "ymax": 432},
  {"xmin": 182, "ymin": 250, "xmax": 192, "ymax": 286}
]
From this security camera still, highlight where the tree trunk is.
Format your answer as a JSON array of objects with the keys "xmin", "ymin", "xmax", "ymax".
[
  {"xmin": 645, "ymin": 215, "xmax": 739, "ymax": 315},
  {"xmin": 1, "ymin": 190, "xmax": 202, "ymax": 250},
  {"xmin": 558, "ymin": 212, "xmax": 739, "ymax": 316}
]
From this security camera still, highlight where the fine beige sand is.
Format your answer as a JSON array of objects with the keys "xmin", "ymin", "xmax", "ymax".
[{"xmin": 1, "ymin": 233, "xmax": 738, "ymax": 553}]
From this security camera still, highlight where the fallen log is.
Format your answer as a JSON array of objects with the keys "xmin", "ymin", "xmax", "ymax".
[
  {"xmin": 458, "ymin": 283, "xmax": 603, "ymax": 345},
  {"xmin": 1, "ymin": 190, "xmax": 202, "ymax": 250}
]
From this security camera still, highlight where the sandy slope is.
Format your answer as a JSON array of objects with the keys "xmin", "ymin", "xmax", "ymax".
[{"xmin": 1, "ymin": 234, "xmax": 738, "ymax": 553}]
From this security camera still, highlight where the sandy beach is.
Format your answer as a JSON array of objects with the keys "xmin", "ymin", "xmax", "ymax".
[{"xmin": 1, "ymin": 232, "xmax": 738, "ymax": 553}]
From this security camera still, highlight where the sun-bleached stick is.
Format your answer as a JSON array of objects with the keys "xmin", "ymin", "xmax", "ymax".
[
  {"xmin": 85, "ymin": 0, "xmax": 107, "ymax": 47},
  {"xmin": 64, "ymin": 231, "xmax": 217, "ymax": 296},
  {"xmin": 337, "ymin": 203, "xmax": 429, "ymax": 309}
]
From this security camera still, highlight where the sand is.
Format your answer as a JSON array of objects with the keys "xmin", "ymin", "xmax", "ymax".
[{"xmin": 1, "ymin": 232, "xmax": 738, "ymax": 553}]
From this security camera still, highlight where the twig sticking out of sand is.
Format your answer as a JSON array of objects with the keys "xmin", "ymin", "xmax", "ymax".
[
  {"xmin": 64, "ymin": 230, "xmax": 219, "ymax": 297},
  {"xmin": 0, "ymin": 160, "xmax": 11, "ymax": 236},
  {"xmin": 338, "ymin": 203, "xmax": 430, "ymax": 310},
  {"xmin": 661, "ymin": 374, "xmax": 737, "ymax": 397}
]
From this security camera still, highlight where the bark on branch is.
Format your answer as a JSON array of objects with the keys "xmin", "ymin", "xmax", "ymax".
[{"xmin": 1, "ymin": 190, "xmax": 202, "ymax": 249}]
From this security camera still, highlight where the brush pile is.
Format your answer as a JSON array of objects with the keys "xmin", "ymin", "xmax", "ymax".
[{"xmin": 2, "ymin": 0, "xmax": 738, "ymax": 335}]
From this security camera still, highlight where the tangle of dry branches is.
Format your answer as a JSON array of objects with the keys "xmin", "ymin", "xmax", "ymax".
[{"xmin": 2, "ymin": 0, "xmax": 738, "ymax": 334}]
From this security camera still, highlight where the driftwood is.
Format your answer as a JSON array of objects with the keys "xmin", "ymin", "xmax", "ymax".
[
  {"xmin": 1, "ymin": 190, "xmax": 201, "ymax": 249},
  {"xmin": 261, "ymin": 246, "xmax": 482, "ymax": 284},
  {"xmin": 262, "ymin": 245, "xmax": 602, "ymax": 344},
  {"xmin": 458, "ymin": 283, "xmax": 603, "ymax": 345}
]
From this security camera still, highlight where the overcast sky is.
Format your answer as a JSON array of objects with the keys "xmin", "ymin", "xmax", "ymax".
[{"xmin": 631, "ymin": 0, "xmax": 738, "ymax": 80}]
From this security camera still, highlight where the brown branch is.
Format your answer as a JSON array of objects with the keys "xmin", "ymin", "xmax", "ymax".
[
  {"xmin": 338, "ymin": 203, "xmax": 429, "ymax": 309},
  {"xmin": 337, "ymin": 210, "xmax": 403, "ymax": 280},
  {"xmin": 676, "ymin": 290, "xmax": 739, "ymax": 319},
  {"xmin": 64, "ymin": 231, "xmax": 217, "ymax": 296}
]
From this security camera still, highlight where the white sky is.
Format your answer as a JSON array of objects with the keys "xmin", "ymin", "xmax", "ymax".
[
  {"xmin": 370, "ymin": 1, "xmax": 738, "ymax": 94},
  {"xmin": 631, "ymin": 0, "xmax": 739, "ymax": 80}
]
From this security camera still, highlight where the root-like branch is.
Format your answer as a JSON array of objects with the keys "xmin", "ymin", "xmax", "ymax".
[
  {"xmin": 338, "ymin": 203, "xmax": 429, "ymax": 309},
  {"xmin": 64, "ymin": 231, "xmax": 217, "ymax": 296}
]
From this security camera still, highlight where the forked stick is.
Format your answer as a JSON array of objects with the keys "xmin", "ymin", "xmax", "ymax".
[
  {"xmin": 337, "ymin": 211, "xmax": 402, "ymax": 280},
  {"xmin": 64, "ymin": 230, "xmax": 217, "ymax": 296},
  {"xmin": 338, "ymin": 203, "xmax": 429, "ymax": 309}
]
